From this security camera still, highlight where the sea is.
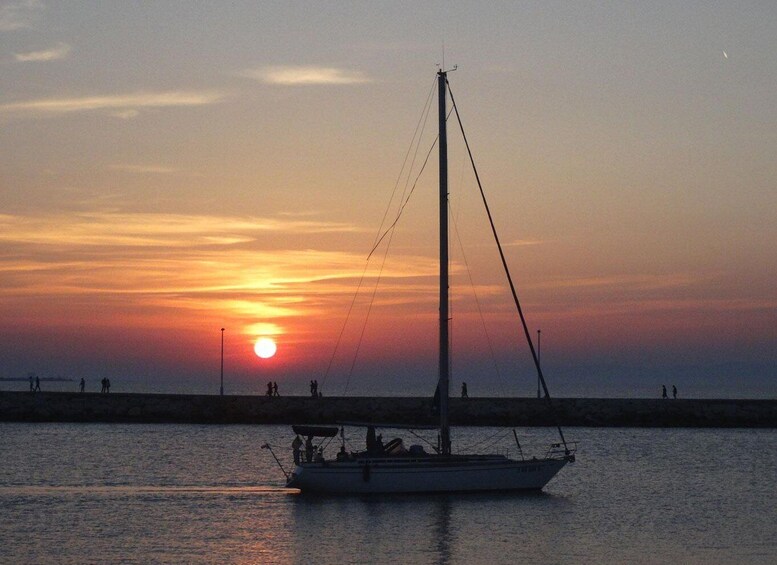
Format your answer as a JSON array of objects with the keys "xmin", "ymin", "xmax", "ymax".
[{"xmin": 1, "ymin": 423, "xmax": 775, "ymax": 564}]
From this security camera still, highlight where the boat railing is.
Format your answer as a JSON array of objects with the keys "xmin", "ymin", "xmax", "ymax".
[{"xmin": 545, "ymin": 441, "xmax": 577, "ymax": 461}]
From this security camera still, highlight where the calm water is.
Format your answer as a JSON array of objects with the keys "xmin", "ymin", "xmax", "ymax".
[{"xmin": 1, "ymin": 424, "xmax": 775, "ymax": 564}]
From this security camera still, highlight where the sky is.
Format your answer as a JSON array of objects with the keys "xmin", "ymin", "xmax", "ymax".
[{"xmin": 1, "ymin": 1, "xmax": 775, "ymax": 397}]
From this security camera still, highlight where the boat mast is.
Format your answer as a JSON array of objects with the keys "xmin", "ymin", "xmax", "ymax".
[{"xmin": 438, "ymin": 69, "xmax": 451, "ymax": 456}]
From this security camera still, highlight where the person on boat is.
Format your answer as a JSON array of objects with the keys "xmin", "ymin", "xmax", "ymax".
[
  {"xmin": 672, "ymin": 385, "xmax": 678, "ymax": 399},
  {"xmin": 305, "ymin": 436, "xmax": 314, "ymax": 463},
  {"xmin": 336, "ymin": 444, "xmax": 348, "ymax": 461},
  {"xmin": 662, "ymin": 385, "xmax": 667, "ymax": 399},
  {"xmin": 375, "ymin": 434, "xmax": 384, "ymax": 455},
  {"xmin": 461, "ymin": 382, "xmax": 468, "ymax": 398},
  {"xmin": 366, "ymin": 426, "xmax": 376, "ymax": 455},
  {"xmin": 315, "ymin": 447, "xmax": 324, "ymax": 463},
  {"xmin": 291, "ymin": 435, "xmax": 303, "ymax": 465}
]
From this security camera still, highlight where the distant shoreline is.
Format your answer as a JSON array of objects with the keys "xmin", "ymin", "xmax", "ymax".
[{"xmin": 1, "ymin": 391, "xmax": 776, "ymax": 428}]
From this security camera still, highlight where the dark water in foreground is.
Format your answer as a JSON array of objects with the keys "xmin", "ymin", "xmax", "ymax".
[{"xmin": 1, "ymin": 424, "xmax": 775, "ymax": 564}]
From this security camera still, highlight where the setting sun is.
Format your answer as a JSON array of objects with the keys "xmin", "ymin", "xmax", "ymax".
[{"xmin": 254, "ymin": 337, "xmax": 277, "ymax": 359}]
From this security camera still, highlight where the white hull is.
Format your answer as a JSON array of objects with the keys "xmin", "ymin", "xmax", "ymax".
[{"xmin": 286, "ymin": 455, "xmax": 569, "ymax": 494}]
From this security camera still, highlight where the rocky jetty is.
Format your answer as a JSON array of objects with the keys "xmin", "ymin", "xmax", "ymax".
[{"xmin": 1, "ymin": 391, "xmax": 776, "ymax": 427}]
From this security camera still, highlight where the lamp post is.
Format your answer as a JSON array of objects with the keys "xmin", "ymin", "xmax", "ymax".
[
  {"xmin": 537, "ymin": 329, "xmax": 541, "ymax": 399},
  {"xmin": 220, "ymin": 328, "xmax": 225, "ymax": 396}
]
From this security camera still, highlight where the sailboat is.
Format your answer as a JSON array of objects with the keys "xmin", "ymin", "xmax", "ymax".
[{"xmin": 281, "ymin": 70, "xmax": 575, "ymax": 494}]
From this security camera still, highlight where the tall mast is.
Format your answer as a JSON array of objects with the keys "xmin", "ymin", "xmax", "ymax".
[{"xmin": 438, "ymin": 70, "xmax": 451, "ymax": 456}]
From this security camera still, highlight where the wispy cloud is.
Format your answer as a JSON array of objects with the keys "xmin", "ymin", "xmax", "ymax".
[
  {"xmin": 240, "ymin": 65, "xmax": 371, "ymax": 86},
  {"xmin": 536, "ymin": 273, "xmax": 700, "ymax": 291},
  {"xmin": 0, "ymin": 210, "xmax": 432, "ymax": 339},
  {"xmin": 505, "ymin": 239, "xmax": 544, "ymax": 247},
  {"xmin": 0, "ymin": 90, "xmax": 226, "ymax": 119},
  {"xmin": 109, "ymin": 164, "xmax": 180, "ymax": 175},
  {"xmin": 14, "ymin": 42, "xmax": 71, "ymax": 62},
  {"xmin": 0, "ymin": 211, "xmax": 361, "ymax": 248},
  {"xmin": 0, "ymin": 0, "xmax": 41, "ymax": 32}
]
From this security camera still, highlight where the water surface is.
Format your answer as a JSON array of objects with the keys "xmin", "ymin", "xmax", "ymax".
[{"xmin": 1, "ymin": 424, "xmax": 775, "ymax": 564}]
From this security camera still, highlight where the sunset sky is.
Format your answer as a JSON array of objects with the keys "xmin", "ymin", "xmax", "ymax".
[{"xmin": 1, "ymin": 1, "xmax": 775, "ymax": 397}]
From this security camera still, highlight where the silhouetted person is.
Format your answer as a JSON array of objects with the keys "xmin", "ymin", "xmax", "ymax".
[
  {"xmin": 292, "ymin": 435, "xmax": 303, "ymax": 465},
  {"xmin": 461, "ymin": 382, "xmax": 468, "ymax": 398},
  {"xmin": 79, "ymin": 378, "xmax": 85, "ymax": 393},
  {"xmin": 266, "ymin": 382, "xmax": 273, "ymax": 397},
  {"xmin": 305, "ymin": 436, "xmax": 314, "ymax": 463},
  {"xmin": 336, "ymin": 444, "xmax": 347, "ymax": 461},
  {"xmin": 29, "ymin": 376, "xmax": 34, "ymax": 392},
  {"xmin": 313, "ymin": 379, "xmax": 318, "ymax": 396},
  {"xmin": 376, "ymin": 434, "xmax": 384, "ymax": 455},
  {"xmin": 309, "ymin": 380, "xmax": 315, "ymax": 397},
  {"xmin": 34, "ymin": 376, "xmax": 41, "ymax": 392},
  {"xmin": 106, "ymin": 379, "xmax": 110, "ymax": 393},
  {"xmin": 272, "ymin": 382, "xmax": 279, "ymax": 397},
  {"xmin": 672, "ymin": 385, "xmax": 678, "ymax": 399},
  {"xmin": 366, "ymin": 426, "xmax": 376, "ymax": 455},
  {"xmin": 662, "ymin": 385, "xmax": 667, "ymax": 399},
  {"xmin": 100, "ymin": 378, "xmax": 106, "ymax": 393}
]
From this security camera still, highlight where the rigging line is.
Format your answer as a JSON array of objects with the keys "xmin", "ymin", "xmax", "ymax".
[
  {"xmin": 406, "ymin": 429, "xmax": 439, "ymax": 452},
  {"xmin": 367, "ymin": 107, "xmax": 454, "ymax": 260},
  {"xmin": 392, "ymin": 80, "xmax": 437, "ymax": 236},
  {"xmin": 342, "ymin": 224, "xmax": 395, "ymax": 395},
  {"xmin": 449, "ymin": 201, "xmax": 508, "ymax": 398},
  {"xmin": 319, "ymin": 259, "xmax": 370, "ymax": 391},
  {"xmin": 342, "ymin": 87, "xmax": 442, "ymax": 394},
  {"xmin": 344, "ymin": 130, "xmax": 441, "ymax": 392},
  {"xmin": 321, "ymin": 79, "xmax": 435, "ymax": 392},
  {"xmin": 457, "ymin": 428, "xmax": 511, "ymax": 452},
  {"xmin": 446, "ymin": 79, "xmax": 569, "ymax": 452},
  {"xmin": 372, "ymin": 77, "xmax": 437, "ymax": 249}
]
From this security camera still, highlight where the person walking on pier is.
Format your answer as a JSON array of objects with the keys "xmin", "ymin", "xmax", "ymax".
[
  {"xmin": 29, "ymin": 375, "xmax": 34, "ymax": 392},
  {"xmin": 266, "ymin": 382, "xmax": 273, "ymax": 397},
  {"xmin": 461, "ymin": 382, "xmax": 468, "ymax": 398},
  {"xmin": 672, "ymin": 385, "xmax": 678, "ymax": 399},
  {"xmin": 79, "ymin": 378, "xmax": 85, "ymax": 393},
  {"xmin": 106, "ymin": 379, "xmax": 111, "ymax": 393},
  {"xmin": 272, "ymin": 382, "xmax": 279, "ymax": 397},
  {"xmin": 34, "ymin": 376, "xmax": 41, "ymax": 392},
  {"xmin": 662, "ymin": 385, "xmax": 667, "ymax": 399},
  {"xmin": 100, "ymin": 378, "xmax": 106, "ymax": 393}
]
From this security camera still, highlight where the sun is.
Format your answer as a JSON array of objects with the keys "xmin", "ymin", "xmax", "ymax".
[{"xmin": 254, "ymin": 337, "xmax": 277, "ymax": 359}]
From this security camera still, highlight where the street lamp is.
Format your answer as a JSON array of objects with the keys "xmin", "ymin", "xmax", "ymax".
[
  {"xmin": 537, "ymin": 329, "xmax": 541, "ymax": 399},
  {"xmin": 220, "ymin": 328, "xmax": 225, "ymax": 396}
]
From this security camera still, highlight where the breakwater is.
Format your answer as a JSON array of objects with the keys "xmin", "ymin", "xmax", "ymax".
[{"xmin": 1, "ymin": 391, "xmax": 775, "ymax": 427}]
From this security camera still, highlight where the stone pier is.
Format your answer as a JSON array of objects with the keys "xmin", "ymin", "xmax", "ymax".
[{"xmin": 1, "ymin": 391, "xmax": 776, "ymax": 427}]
